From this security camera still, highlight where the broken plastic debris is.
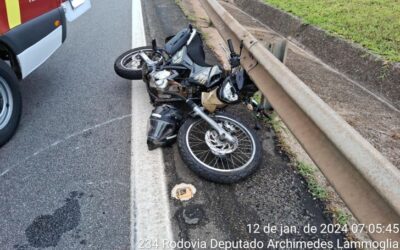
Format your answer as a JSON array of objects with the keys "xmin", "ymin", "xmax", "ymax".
[
  {"xmin": 171, "ymin": 183, "xmax": 197, "ymax": 201},
  {"xmin": 182, "ymin": 205, "xmax": 204, "ymax": 225}
]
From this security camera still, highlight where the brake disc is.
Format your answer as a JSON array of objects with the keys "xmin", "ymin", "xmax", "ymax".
[{"xmin": 205, "ymin": 129, "xmax": 238, "ymax": 156}]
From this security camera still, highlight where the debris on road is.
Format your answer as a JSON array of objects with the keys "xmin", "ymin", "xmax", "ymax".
[
  {"xmin": 171, "ymin": 183, "xmax": 197, "ymax": 201},
  {"xmin": 182, "ymin": 205, "xmax": 204, "ymax": 225}
]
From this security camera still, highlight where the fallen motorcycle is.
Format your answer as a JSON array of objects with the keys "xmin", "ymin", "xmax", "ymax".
[{"xmin": 114, "ymin": 25, "xmax": 261, "ymax": 183}]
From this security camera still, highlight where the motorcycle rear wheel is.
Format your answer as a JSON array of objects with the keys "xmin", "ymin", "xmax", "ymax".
[
  {"xmin": 114, "ymin": 46, "xmax": 164, "ymax": 80},
  {"xmin": 178, "ymin": 112, "xmax": 261, "ymax": 183}
]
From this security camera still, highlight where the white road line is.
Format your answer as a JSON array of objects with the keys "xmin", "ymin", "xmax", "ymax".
[
  {"xmin": 0, "ymin": 114, "xmax": 132, "ymax": 177},
  {"xmin": 130, "ymin": 0, "xmax": 173, "ymax": 249}
]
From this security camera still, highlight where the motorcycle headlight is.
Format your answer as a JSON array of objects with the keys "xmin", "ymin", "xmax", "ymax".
[
  {"xmin": 172, "ymin": 48, "xmax": 185, "ymax": 64},
  {"xmin": 218, "ymin": 80, "xmax": 239, "ymax": 103},
  {"xmin": 152, "ymin": 70, "xmax": 171, "ymax": 89},
  {"xmin": 154, "ymin": 70, "xmax": 171, "ymax": 80}
]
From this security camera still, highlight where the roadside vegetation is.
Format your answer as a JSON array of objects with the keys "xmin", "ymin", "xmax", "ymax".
[
  {"xmin": 296, "ymin": 161, "xmax": 328, "ymax": 200},
  {"xmin": 263, "ymin": 110, "xmax": 350, "ymax": 226},
  {"xmin": 265, "ymin": 113, "xmax": 328, "ymax": 200},
  {"xmin": 264, "ymin": 0, "xmax": 400, "ymax": 62}
]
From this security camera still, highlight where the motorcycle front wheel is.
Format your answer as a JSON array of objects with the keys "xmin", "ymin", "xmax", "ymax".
[
  {"xmin": 178, "ymin": 112, "xmax": 261, "ymax": 183},
  {"xmin": 114, "ymin": 46, "xmax": 164, "ymax": 80}
]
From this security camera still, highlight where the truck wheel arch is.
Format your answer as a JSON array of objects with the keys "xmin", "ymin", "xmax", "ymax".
[{"xmin": 0, "ymin": 40, "xmax": 22, "ymax": 79}]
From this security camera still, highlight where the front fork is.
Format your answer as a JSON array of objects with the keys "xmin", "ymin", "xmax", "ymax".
[{"xmin": 186, "ymin": 100, "xmax": 236, "ymax": 143}]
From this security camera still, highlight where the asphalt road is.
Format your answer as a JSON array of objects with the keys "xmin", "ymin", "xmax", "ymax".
[{"xmin": 0, "ymin": 0, "xmax": 132, "ymax": 249}]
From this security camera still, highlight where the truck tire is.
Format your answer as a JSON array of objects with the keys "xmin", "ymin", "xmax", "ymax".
[{"xmin": 0, "ymin": 60, "xmax": 22, "ymax": 147}]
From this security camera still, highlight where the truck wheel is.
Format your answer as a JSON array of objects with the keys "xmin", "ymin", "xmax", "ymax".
[{"xmin": 0, "ymin": 61, "xmax": 22, "ymax": 147}]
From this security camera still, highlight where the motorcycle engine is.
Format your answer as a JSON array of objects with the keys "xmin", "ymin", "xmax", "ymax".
[{"xmin": 149, "ymin": 70, "xmax": 171, "ymax": 90}]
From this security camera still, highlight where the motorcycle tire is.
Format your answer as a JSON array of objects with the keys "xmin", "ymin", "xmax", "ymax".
[
  {"xmin": 0, "ymin": 60, "xmax": 22, "ymax": 147},
  {"xmin": 114, "ymin": 46, "xmax": 164, "ymax": 80},
  {"xmin": 178, "ymin": 112, "xmax": 261, "ymax": 184}
]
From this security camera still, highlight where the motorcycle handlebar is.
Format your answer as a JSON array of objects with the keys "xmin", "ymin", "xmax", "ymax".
[{"xmin": 227, "ymin": 39, "xmax": 235, "ymax": 54}]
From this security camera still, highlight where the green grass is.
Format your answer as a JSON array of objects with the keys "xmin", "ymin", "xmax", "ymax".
[
  {"xmin": 264, "ymin": 0, "xmax": 400, "ymax": 62},
  {"xmin": 262, "ymin": 112, "xmax": 328, "ymax": 200},
  {"xmin": 297, "ymin": 161, "xmax": 329, "ymax": 200},
  {"xmin": 253, "ymin": 91, "xmax": 262, "ymax": 104},
  {"xmin": 335, "ymin": 209, "xmax": 351, "ymax": 226},
  {"xmin": 266, "ymin": 112, "xmax": 286, "ymax": 134}
]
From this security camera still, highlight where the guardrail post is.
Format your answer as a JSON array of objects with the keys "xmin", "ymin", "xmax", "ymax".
[{"xmin": 261, "ymin": 39, "xmax": 287, "ymax": 111}]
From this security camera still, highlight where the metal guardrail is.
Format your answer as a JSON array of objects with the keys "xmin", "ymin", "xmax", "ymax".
[{"xmin": 201, "ymin": 0, "xmax": 400, "ymax": 243}]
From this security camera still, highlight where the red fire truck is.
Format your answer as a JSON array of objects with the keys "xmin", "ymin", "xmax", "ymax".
[{"xmin": 0, "ymin": 0, "xmax": 90, "ymax": 146}]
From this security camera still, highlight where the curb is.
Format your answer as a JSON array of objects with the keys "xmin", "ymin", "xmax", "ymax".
[
  {"xmin": 232, "ymin": 0, "xmax": 400, "ymax": 109},
  {"xmin": 130, "ymin": 0, "xmax": 173, "ymax": 248}
]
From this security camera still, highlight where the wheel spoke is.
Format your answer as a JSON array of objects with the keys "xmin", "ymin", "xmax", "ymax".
[
  {"xmin": 192, "ymin": 149, "xmax": 210, "ymax": 156},
  {"xmin": 228, "ymin": 154, "xmax": 236, "ymax": 167},
  {"xmin": 202, "ymin": 151, "xmax": 211, "ymax": 162},
  {"xmin": 190, "ymin": 141, "xmax": 206, "ymax": 147},
  {"xmin": 186, "ymin": 116, "xmax": 256, "ymax": 172},
  {"xmin": 231, "ymin": 153, "xmax": 246, "ymax": 165},
  {"xmin": 220, "ymin": 157, "xmax": 227, "ymax": 170},
  {"xmin": 208, "ymin": 156, "xmax": 217, "ymax": 168},
  {"xmin": 189, "ymin": 134, "xmax": 205, "ymax": 142},
  {"xmin": 236, "ymin": 149, "xmax": 252, "ymax": 158}
]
